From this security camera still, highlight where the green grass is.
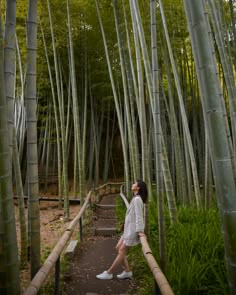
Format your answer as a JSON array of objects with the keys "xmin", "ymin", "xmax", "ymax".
[
  {"xmin": 166, "ymin": 206, "xmax": 228, "ymax": 295},
  {"xmin": 116, "ymin": 198, "xmax": 229, "ymax": 295}
]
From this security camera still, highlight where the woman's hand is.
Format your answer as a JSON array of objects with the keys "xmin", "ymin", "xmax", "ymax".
[{"xmin": 138, "ymin": 232, "xmax": 146, "ymax": 238}]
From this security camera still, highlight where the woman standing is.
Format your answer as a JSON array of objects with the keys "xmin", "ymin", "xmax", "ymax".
[{"xmin": 96, "ymin": 180, "xmax": 148, "ymax": 280}]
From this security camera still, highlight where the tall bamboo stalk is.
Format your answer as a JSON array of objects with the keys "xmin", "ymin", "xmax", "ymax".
[
  {"xmin": 208, "ymin": 0, "xmax": 236, "ymax": 154},
  {"xmin": 4, "ymin": 0, "xmax": 16, "ymax": 166},
  {"xmin": 150, "ymin": 0, "xmax": 166, "ymax": 272},
  {"xmin": 46, "ymin": 0, "xmax": 70, "ymax": 216},
  {"xmin": 0, "ymin": 6, "xmax": 20, "ymax": 293},
  {"xmin": 184, "ymin": 1, "xmax": 236, "ymax": 291},
  {"xmin": 43, "ymin": 3, "xmax": 63, "ymax": 206},
  {"xmin": 159, "ymin": 0, "xmax": 201, "ymax": 208},
  {"xmin": 228, "ymin": 0, "xmax": 236, "ymax": 67},
  {"xmin": 13, "ymin": 127, "xmax": 27, "ymax": 268},
  {"xmin": 90, "ymin": 93, "xmax": 99, "ymax": 187},
  {"xmin": 129, "ymin": 0, "xmax": 151, "ymax": 186},
  {"xmin": 58, "ymin": 57, "xmax": 69, "ymax": 218},
  {"xmin": 26, "ymin": 0, "xmax": 40, "ymax": 279},
  {"xmin": 130, "ymin": 1, "xmax": 178, "ymax": 225},
  {"xmin": 113, "ymin": 0, "xmax": 137, "ymax": 181},
  {"xmin": 67, "ymin": 0, "xmax": 84, "ymax": 203},
  {"xmin": 46, "ymin": 104, "xmax": 52, "ymax": 192},
  {"xmin": 103, "ymin": 102, "xmax": 111, "ymax": 183},
  {"xmin": 95, "ymin": 0, "xmax": 130, "ymax": 194},
  {"xmin": 15, "ymin": 34, "xmax": 26, "ymax": 162},
  {"xmin": 122, "ymin": 1, "xmax": 141, "ymax": 179},
  {"xmin": 160, "ymin": 59, "xmax": 187, "ymax": 204},
  {"xmin": 81, "ymin": 52, "xmax": 88, "ymax": 195}
]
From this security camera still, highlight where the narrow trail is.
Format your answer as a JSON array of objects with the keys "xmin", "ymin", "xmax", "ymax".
[{"xmin": 64, "ymin": 194, "xmax": 138, "ymax": 295}]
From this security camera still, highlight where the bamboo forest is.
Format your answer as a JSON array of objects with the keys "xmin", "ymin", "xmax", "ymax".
[{"xmin": 0, "ymin": 0, "xmax": 236, "ymax": 294}]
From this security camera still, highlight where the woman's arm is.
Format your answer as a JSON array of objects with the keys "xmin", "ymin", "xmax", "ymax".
[{"xmin": 134, "ymin": 196, "xmax": 144, "ymax": 233}]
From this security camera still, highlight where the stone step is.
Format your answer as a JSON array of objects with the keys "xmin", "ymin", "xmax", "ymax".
[
  {"xmin": 95, "ymin": 218, "xmax": 116, "ymax": 227},
  {"xmin": 99, "ymin": 194, "xmax": 118, "ymax": 205},
  {"xmin": 94, "ymin": 227, "xmax": 117, "ymax": 236},
  {"xmin": 95, "ymin": 204, "xmax": 116, "ymax": 209},
  {"xmin": 94, "ymin": 217, "xmax": 117, "ymax": 236},
  {"xmin": 93, "ymin": 194, "xmax": 118, "ymax": 237},
  {"xmin": 95, "ymin": 208, "xmax": 115, "ymax": 219},
  {"xmin": 96, "ymin": 212, "xmax": 115, "ymax": 219},
  {"xmin": 64, "ymin": 240, "xmax": 79, "ymax": 258}
]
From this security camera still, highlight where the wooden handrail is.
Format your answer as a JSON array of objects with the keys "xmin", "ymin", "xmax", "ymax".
[
  {"xmin": 140, "ymin": 237, "xmax": 174, "ymax": 295},
  {"xmin": 23, "ymin": 183, "xmax": 118, "ymax": 295},
  {"xmin": 119, "ymin": 192, "xmax": 130, "ymax": 209},
  {"xmin": 94, "ymin": 182, "xmax": 124, "ymax": 191}
]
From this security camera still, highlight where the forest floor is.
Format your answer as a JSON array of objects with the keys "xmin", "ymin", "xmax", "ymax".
[{"xmin": 15, "ymin": 184, "xmax": 81, "ymax": 294}]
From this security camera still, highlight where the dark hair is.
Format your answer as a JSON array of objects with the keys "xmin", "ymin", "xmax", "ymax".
[{"xmin": 137, "ymin": 180, "xmax": 148, "ymax": 203}]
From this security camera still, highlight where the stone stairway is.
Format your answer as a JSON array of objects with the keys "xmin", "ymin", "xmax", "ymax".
[{"xmin": 94, "ymin": 194, "xmax": 117, "ymax": 236}]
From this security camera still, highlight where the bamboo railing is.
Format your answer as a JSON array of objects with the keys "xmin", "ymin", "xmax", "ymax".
[
  {"xmin": 23, "ymin": 182, "xmax": 122, "ymax": 295},
  {"xmin": 140, "ymin": 237, "xmax": 174, "ymax": 295}
]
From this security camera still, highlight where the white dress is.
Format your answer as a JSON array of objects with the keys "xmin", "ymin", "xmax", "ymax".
[{"xmin": 122, "ymin": 195, "xmax": 144, "ymax": 246}]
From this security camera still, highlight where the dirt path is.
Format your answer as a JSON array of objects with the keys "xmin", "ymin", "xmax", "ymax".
[{"xmin": 64, "ymin": 236, "xmax": 137, "ymax": 295}]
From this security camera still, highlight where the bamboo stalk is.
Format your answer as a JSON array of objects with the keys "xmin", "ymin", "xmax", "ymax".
[
  {"xmin": 95, "ymin": 0, "xmax": 130, "ymax": 194},
  {"xmin": 113, "ymin": 0, "xmax": 137, "ymax": 181},
  {"xmin": 0, "ymin": 6, "xmax": 20, "ymax": 293},
  {"xmin": 184, "ymin": 0, "xmax": 236, "ymax": 291},
  {"xmin": 159, "ymin": 0, "xmax": 201, "ymax": 208},
  {"xmin": 4, "ymin": 0, "xmax": 16, "ymax": 164},
  {"xmin": 13, "ymin": 127, "xmax": 28, "ymax": 268},
  {"xmin": 40, "ymin": 14, "xmax": 62, "ymax": 208},
  {"xmin": 67, "ymin": 0, "xmax": 84, "ymax": 203},
  {"xmin": 129, "ymin": 0, "xmax": 150, "ymax": 189},
  {"xmin": 26, "ymin": 0, "xmax": 40, "ymax": 279}
]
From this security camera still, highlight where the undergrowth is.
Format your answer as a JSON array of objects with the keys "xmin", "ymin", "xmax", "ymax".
[{"xmin": 116, "ymin": 197, "xmax": 229, "ymax": 295}]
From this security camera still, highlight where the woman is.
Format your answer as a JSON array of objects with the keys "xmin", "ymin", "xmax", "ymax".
[{"xmin": 96, "ymin": 180, "xmax": 148, "ymax": 280}]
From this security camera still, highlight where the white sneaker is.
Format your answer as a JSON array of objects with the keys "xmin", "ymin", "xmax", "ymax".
[
  {"xmin": 117, "ymin": 270, "xmax": 133, "ymax": 279},
  {"xmin": 96, "ymin": 270, "xmax": 113, "ymax": 280}
]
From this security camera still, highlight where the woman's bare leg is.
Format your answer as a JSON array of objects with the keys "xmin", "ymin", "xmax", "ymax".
[
  {"xmin": 107, "ymin": 242, "xmax": 130, "ymax": 273},
  {"xmin": 116, "ymin": 237, "xmax": 124, "ymax": 251},
  {"xmin": 115, "ymin": 238, "xmax": 130, "ymax": 271},
  {"xmin": 123, "ymin": 256, "xmax": 129, "ymax": 271}
]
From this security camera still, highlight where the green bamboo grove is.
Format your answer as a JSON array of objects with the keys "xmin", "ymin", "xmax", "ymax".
[{"xmin": 0, "ymin": 0, "xmax": 235, "ymax": 294}]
